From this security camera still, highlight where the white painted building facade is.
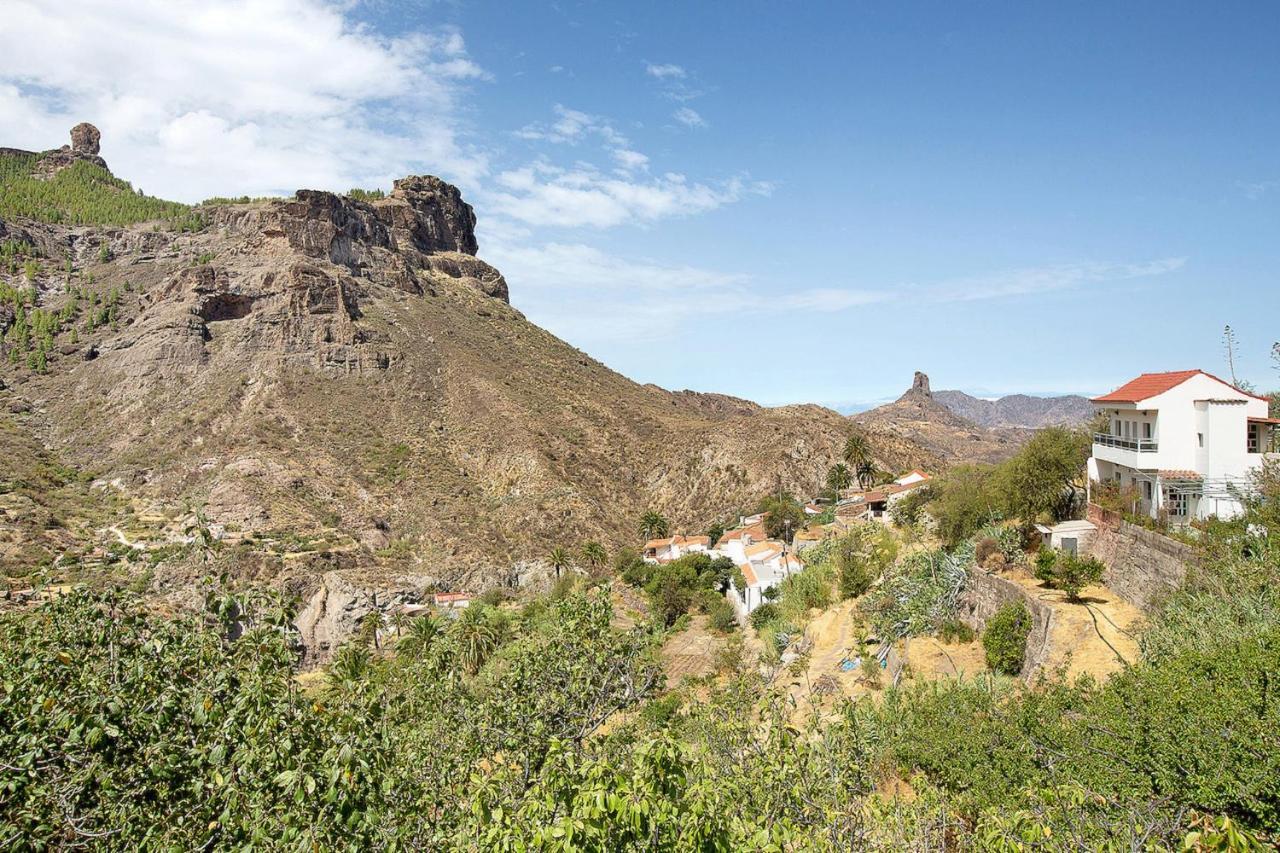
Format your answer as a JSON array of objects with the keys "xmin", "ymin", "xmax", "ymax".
[{"xmin": 1088, "ymin": 370, "xmax": 1277, "ymax": 522}]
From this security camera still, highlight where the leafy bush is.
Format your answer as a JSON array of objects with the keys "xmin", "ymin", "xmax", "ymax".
[
  {"xmin": 706, "ymin": 596, "xmax": 737, "ymax": 633},
  {"xmin": 831, "ymin": 525, "xmax": 897, "ymax": 599},
  {"xmin": 748, "ymin": 602, "xmax": 779, "ymax": 629},
  {"xmin": 1034, "ymin": 550, "xmax": 1105, "ymax": 601},
  {"xmin": 936, "ymin": 616, "xmax": 975, "ymax": 644},
  {"xmin": 982, "ymin": 601, "xmax": 1032, "ymax": 675},
  {"xmin": 1034, "ymin": 548, "xmax": 1058, "ymax": 584}
]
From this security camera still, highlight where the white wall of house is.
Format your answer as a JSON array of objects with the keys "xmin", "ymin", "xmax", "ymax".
[{"xmin": 1090, "ymin": 372, "xmax": 1274, "ymax": 522}]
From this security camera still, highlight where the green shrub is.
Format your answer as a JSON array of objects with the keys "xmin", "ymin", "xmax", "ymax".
[
  {"xmin": 982, "ymin": 601, "xmax": 1032, "ymax": 675},
  {"xmin": 1034, "ymin": 550, "xmax": 1105, "ymax": 601},
  {"xmin": 936, "ymin": 617, "xmax": 975, "ymax": 644},
  {"xmin": 1034, "ymin": 548, "xmax": 1057, "ymax": 585},
  {"xmin": 1055, "ymin": 553, "xmax": 1104, "ymax": 601},
  {"xmin": 749, "ymin": 602, "xmax": 779, "ymax": 630},
  {"xmin": 706, "ymin": 596, "xmax": 737, "ymax": 633},
  {"xmin": 832, "ymin": 525, "xmax": 897, "ymax": 599}
]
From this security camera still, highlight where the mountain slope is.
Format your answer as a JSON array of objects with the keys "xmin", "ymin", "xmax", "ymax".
[
  {"xmin": 2, "ymin": 125, "xmax": 923, "ymax": 592},
  {"xmin": 852, "ymin": 371, "xmax": 1022, "ymax": 464},
  {"xmin": 933, "ymin": 388, "xmax": 1094, "ymax": 428}
]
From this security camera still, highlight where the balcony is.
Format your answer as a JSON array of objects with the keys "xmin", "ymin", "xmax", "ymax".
[{"xmin": 1093, "ymin": 433, "xmax": 1158, "ymax": 453}]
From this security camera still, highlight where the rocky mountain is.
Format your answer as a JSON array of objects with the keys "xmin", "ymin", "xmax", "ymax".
[
  {"xmin": 2, "ymin": 125, "xmax": 932, "ymax": 612},
  {"xmin": 933, "ymin": 388, "xmax": 1094, "ymax": 429},
  {"xmin": 851, "ymin": 371, "xmax": 1023, "ymax": 464}
]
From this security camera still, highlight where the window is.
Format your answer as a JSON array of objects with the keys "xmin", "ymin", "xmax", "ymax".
[
  {"xmin": 1142, "ymin": 422, "xmax": 1152, "ymax": 439},
  {"xmin": 1143, "ymin": 481, "xmax": 1153, "ymax": 500},
  {"xmin": 1166, "ymin": 489, "xmax": 1189, "ymax": 517},
  {"xmin": 1248, "ymin": 425, "xmax": 1259, "ymax": 454},
  {"xmin": 1197, "ymin": 433, "xmax": 1204, "ymax": 448}
]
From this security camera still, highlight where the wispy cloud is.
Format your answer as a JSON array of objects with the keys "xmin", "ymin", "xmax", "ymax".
[
  {"xmin": 645, "ymin": 62, "xmax": 687, "ymax": 80},
  {"xmin": 484, "ymin": 162, "xmax": 771, "ymax": 228},
  {"xmin": 673, "ymin": 107, "xmax": 708, "ymax": 129},
  {"xmin": 921, "ymin": 257, "xmax": 1187, "ymax": 302},
  {"xmin": 484, "ymin": 246, "xmax": 1187, "ymax": 346},
  {"xmin": 1237, "ymin": 179, "xmax": 1279, "ymax": 200}
]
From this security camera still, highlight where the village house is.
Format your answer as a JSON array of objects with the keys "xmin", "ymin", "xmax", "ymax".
[
  {"xmin": 835, "ymin": 471, "xmax": 933, "ymax": 522},
  {"xmin": 642, "ymin": 534, "xmax": 711, "ymax": 564},
  {"xmin": 1088, "ymin": 370, "xmax": 1278, "ymax": 522},
  {"xmin": 433, "ymin": 592, "xmax": 475, "ymax": 610},
  {"xmin": 724, "ymin": 539, "xmax": 805, "ymax": 617},
  {"xmin": 711, "ymin": 521, "xmax": 767, "ymax": 563}
]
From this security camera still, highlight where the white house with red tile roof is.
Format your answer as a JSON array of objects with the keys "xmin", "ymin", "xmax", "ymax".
[
  {"xmin": 642, "ymin": 534, "xmax": 711, "ymax": 564},
  {"xmin": 711, "ymin": 522, "xmax": 767, "ymax": 563},
  {"xmin": 1088, "ymin": 370, "xmax": 1277, "ymax": 522},
  {"xmin": 725, "ymin": 538, "xmax": 805, "ymax": 617},
  {"xmin": 433, "ymin": 592, "xmax": 474, "ymax": 609}
]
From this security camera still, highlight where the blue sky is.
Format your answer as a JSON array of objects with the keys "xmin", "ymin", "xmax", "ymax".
[{"xmin": 3, "ymin": 2, "xmax": 1278, "ymax": 409}]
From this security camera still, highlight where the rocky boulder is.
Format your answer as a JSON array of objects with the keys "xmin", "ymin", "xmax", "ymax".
[
  {"xmin": 70, "ymin": 122, "xmax": 101, "ymax": 156},
  {"xmin": 34, "ymin": 122, "xmax": 110, "ymax": 177}
]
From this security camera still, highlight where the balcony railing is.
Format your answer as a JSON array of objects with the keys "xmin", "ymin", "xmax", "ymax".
[{"xmin": 1093, "ymin": 433, "xmax": 1158, "ymax": 452}]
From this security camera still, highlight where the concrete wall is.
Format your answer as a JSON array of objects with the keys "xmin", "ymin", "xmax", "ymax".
[
  {"xmin": 1084, "ymin": 504, "xmax": 1193, "ymax": 611},
  {"xmin": 956, "ymin": 569, "xmax": 1056, "ymax": 681}
]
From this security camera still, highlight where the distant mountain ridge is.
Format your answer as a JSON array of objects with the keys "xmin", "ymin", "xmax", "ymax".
[
  {"xmin": 933, "ymin": 389, "xmax": 1094, "ymax": 429},
  {"xmin": 852, "ymin": 371, "xmax": 1022, "ymax": 465}
]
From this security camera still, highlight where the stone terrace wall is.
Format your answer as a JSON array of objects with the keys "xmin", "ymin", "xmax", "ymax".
[
  {"xmin": 1085, "ymin": 504, "xmax": 1193, "ymax": 611},
  {"xmin": 956, "ymin": 570, "xmax": 1055, "ymax": 681}
]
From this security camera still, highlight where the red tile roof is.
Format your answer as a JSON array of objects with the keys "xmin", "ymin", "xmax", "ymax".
[
  {"xmin": 1092, "ymin": 370, "xmax": 1268, "ymax": 404},
  {"xmin": 1158, "ymin": 470, "xmax": 1203, "ymax": 481}
]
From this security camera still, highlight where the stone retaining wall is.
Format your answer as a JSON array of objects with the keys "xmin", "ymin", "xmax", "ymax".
[
  {"xmin": 956, "ymin": 569, "xmax": 1055, "ymax": 681},
  {"xmin": 1084, "ymin": 504, "xmax": 1193, "ymax": 611}
]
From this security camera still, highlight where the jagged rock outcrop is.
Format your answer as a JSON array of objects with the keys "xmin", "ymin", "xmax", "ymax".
[{"xmin": 32, "ymin": 123, "xmax": 110, "ymax": 178}]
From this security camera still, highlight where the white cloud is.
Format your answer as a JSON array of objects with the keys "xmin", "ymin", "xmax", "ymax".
[
  {"xmin": 924, "ymin": 257, "xmax": 1187, "ymax": 302},
  {"xmin": 484, "ymin": 163, "xmax": 771, "ymax": 228},
  {"xmin": 645, "ymin": 63, "xmax": 687, "ymax": 80},
  {"xmin": 611, "ymin": 148, "xmax": 650, "ymax": 172},
  {"xmin": 480, "ymin": 242, "xmax": 1186, "ymax": 347},
  {"xmin": 480, "ymin": 238, "xmax": 887, "ymax": 342},
  {"xmin": 515, "ymin": 104, "xmax": 628, "ymax": 147},
  {"xmin": 0, "ymin": 0, "xmax": 489, "ymax": 201},
  {"xmin": 672, "ymin": 107, "xmax": 708, "ymax": 129}
]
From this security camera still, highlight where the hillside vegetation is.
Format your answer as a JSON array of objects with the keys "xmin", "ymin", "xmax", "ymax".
[
  {"xmin": 1, "ymin": 463, "xmax": 1277, "ymax": 848},
  {"xmin": 0, "ymin": 150, "xmax": 189, "ymax": 225}
]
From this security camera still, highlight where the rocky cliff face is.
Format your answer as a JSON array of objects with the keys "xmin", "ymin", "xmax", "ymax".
[{"xmin": 3, "ymin": 127, "xmax": 916, "ymax": 623}]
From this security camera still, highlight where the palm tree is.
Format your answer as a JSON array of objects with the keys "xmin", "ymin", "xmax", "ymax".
[
  {"xmin": 451, "ymin": 606, "xmax": 498, "ymax": 675},
  {"xmin": 549, "ymin": 546, "xmax": 572, "ymax": 580},
  {"xmin": 827, "ymin": 462, "xmax": 853, "ymax": 494},
  {"xmin": 399, "ymin": 614, "xmax": 443, "ymax": 657},
  {"xmin": 389, "ymin": 610, "xmax": 409, "ymax": 639},
  {"xmin": 638, "ymin": 510, "xmax": 670, "ymax": 541},
  {"xmin": 843, "ymin": 432, "xmax": 874, "ymax": 489},
  {"xmin": 580, "ymin": 541, "xmax": 607, "ymax": 573},
  {"xmin": 327, "ymin": 643, "xmax": 372, "ymax": 688}
]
